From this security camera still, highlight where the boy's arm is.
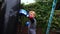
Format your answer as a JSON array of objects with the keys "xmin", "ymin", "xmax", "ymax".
[
  {"xmin": 34, "ymin": 18, "xmax": 36, "ymax": 24},
  {"xmin": 27, "ymin": 14, "xmax": 36, "ymax": 24},
  {"xmin": 29, "ymin": 18, "xmax": 36, "ymax": 24},
  {"xmin": 30, "ymin": 18, "xmax": 36, "ymax": 29}
]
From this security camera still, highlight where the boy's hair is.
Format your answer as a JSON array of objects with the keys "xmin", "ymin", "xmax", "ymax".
[{"xmin": 29, "ymin": 11, "xmax": 36, "ymax": 17}]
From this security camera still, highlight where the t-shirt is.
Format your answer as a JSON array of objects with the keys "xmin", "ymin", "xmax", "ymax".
[{"xmin": 29, "ymin": 18, "xmax": 36, "ymax": 29}]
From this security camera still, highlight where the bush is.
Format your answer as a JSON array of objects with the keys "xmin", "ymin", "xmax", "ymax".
[{"xmin": 20, "ymin": 1, "xmax": 60, "ymax": 34}]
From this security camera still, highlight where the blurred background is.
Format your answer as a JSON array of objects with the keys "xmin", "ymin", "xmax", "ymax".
[
  {"xmin": 0, "ymin": 0, "xmax": 60, "ymax": 34},
  {"xmin": 20, "ymin": 0, "xmax": 60, "ymax": 34}
]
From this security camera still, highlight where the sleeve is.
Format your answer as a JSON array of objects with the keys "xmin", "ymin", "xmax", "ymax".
[
  {"xmin": 30, "ymin": 18, "xmax": 36, "ymax": 24},
  {"xmin": 29, "ymin": 18, "xmax": 34, "ymax": 23},
  {"xmin": 30, "ymin": 18, "xmax": 36, "ymax": 29},
  {"xmin": 34, "ymin": 18, "xmax": 36, "ymax": 25}
]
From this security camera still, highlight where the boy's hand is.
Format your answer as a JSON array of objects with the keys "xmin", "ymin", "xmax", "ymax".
[{"xmin": 25, "ymin": 21, "xmax": 30, "ymax": 26}]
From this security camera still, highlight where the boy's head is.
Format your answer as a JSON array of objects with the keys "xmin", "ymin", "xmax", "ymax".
[{"xmin": 29, "ymin": 11, "xmax": 36, "ymax": 18}]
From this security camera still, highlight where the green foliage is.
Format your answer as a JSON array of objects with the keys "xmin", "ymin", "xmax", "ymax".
[
  {"xmin": 35, "ymin": 0, "xmax": 53, "ymax": 2},
  {"xmin": 19, "ymin": 16, "xmax": 29, "ymax": 26},
  {"xmin": 21, "ymin": 2, "xmax": 52, "ymax": 34},
  {"xmin": 20, "ymin": 0, "xmax": 60, "ymax": 34},
  {"xmin": 51, "ymin": 10, "xmax": 60, "ymax": 31}
]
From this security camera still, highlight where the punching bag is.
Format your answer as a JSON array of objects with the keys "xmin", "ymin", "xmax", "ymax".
[
  {"xmin": 1, "ymin": 0, "xmax": 20, "ymax": 34},
  {"xmin": 0, "ymin": 0, "xmax": 4, "ymax": 34}
]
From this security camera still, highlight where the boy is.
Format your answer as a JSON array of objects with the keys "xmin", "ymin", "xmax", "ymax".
[{"xmin": 28, "ymin": 11, "xmax": 36, "ymax": 34}]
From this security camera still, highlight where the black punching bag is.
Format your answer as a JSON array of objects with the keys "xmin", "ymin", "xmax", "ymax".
[
  {"xmin": 0, "ymin": 0, "xmax": 4, "ymax": 34},
  {"xmin": 1, "ymin": 0, "xmax": 20, "ymax": 34}
]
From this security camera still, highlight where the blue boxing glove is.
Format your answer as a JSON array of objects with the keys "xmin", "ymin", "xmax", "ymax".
[
  {"xmin": 19, "ymin": 9, "xmax": 28, "ymax": 16},
  {"xmin": 25, "ymin": 21, "xmax": 30, "ymax": 26}
]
